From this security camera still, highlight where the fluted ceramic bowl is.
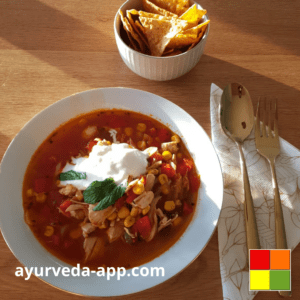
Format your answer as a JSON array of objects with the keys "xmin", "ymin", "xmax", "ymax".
[{"xmin": 114, "ymin": 0, "xmax": 210, "ymax": 81}]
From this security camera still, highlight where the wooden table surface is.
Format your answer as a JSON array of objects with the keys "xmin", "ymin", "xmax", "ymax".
[{"xmin": 1, "ymin": 0, "xmax": 300, "ymax": 299}]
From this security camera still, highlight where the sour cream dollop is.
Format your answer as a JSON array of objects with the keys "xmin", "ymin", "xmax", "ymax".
[{"xmin": 60, "ymin": 143, "xmax": 155, "ymax": 190}]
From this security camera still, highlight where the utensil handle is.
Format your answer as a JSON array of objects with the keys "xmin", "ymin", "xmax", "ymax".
[
  {"xmin": 270, "ymin": 159, "xmax": 288, "ymax": 249},
  {"xmin": 270, "ymin": 159, "xmax": 291, "ymax": 297},
  {"xmin": 237, "ymin": 143, "xmax": 261, "ymax": 254}
]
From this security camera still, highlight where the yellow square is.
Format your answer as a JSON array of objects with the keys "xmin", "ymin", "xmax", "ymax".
[{"xmin": 250, "ymin": 270, "xmax": 270, "ymax": 290}]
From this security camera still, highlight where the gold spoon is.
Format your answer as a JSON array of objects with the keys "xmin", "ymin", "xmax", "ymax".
[{"xmin": 220, "ymin": 83, "xmax": 261, "ymax": 264}]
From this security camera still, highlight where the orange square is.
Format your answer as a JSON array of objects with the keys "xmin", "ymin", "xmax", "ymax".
[{"xmin": 270, "ymin": 250, "xmax": 290, "ymax": 270}]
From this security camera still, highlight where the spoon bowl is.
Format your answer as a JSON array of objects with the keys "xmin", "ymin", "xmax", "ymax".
[{"xmin": 220, "ymin": 83, "xmax": 261, "ymax": 264}]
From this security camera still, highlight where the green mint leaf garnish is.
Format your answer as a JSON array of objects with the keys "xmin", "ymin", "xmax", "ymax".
[
  {"xmin": 83, "ymin": 178, "xmax": 126, "ymax": 210},
  {"xmin": 60, "ymin": 170, "xmax": 86, "ymax": 181}
]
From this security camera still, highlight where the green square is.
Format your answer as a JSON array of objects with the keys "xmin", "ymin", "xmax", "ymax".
[{"xmin": 270, "ymin": 270, "xmax": 290, "ymax": 290}]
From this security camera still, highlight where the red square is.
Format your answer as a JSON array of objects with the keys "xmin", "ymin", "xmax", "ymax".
[{"xmin": 250, "ymin": 250, "xmax": 270, "ymax": 270}]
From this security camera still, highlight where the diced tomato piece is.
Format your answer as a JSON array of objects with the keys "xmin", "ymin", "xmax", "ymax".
[
  {"xmin": 109, "ymin": 115, "xmax": 128, "ymax": 128},
  {"xmin": 157, "ymin": 128, "xmax": 171, "ymax": 142},
  {"xmin": 59, "ymin": 200, "xmax": 72, "ymax": 217},
  {"xmin": 115, "ymin": 195, "xmax": 126, "ymax": 210},
  {"xmin": 149, "ymin": 152, "xmax": 163, "ymax": 164},
  {"xmin": 135, "ymin": 216, "xmax": 152, "ymax": 239},
  {"xmin": 189, "ymin": 173, "xmax": 201, "ymax": 192},
  {"xmin": 86, "ymin": 139, "xmax": 98, "ymax": 152},
  {"xmin": 177, "ymin": 158, "xmax": 194, "ymax": 176},
  {"xmin": 161, "ymin": 163, "xmax": 176, "ymax": 178},
  {"xmin": 126, "ymin": 190, "xmax": 138, "ymax": 204},
  {"xmin": 34, "ymin": 177, "xmax": 53, "ymax": 193},
  {"xmin": 183, "ymin": 201, "xmax": 194, "ymax": 215},
  {"xmin": 148, "ymin": 127, "xmax": 157, "ymax": 137}
]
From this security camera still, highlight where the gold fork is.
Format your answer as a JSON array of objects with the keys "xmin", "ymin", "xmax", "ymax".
[{"xmin": 255, "ymin": 98, "xmax": 291, "ymax": 297}]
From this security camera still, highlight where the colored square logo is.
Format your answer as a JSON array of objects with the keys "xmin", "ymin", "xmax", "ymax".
[
  {"xmin": 270, "ymin": 270, "xmax": 290, "ymax": 290},
  {"xmin": 250, "ymin": 249, "xmax": 270, "ymax": 270},
  {"xmin": 250, "ymin": 270, "xmax": 270, "ymax": 290},
  {"xmin": 249, "ymin": 249, "xmax": 291, "ymax": 291},
  {"xmin": 271, "ymin": 250, "xmax": 290, "ymax": 270}
]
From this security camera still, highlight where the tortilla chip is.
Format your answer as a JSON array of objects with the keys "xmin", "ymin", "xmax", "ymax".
[
  {"xmin": 139, "ymin": 17, "xmax": 187, "ymax": 56},
  {"xmin": 150, "ymin": 0, "xmax": 189, "ymax": 16},
  {"xmin": 180, "ymin": 4, "xmax": 207, "ymax": 28},
  {"xmin": 167, "ymin": 33, "xmax": 198, "ymax": 49},
  {"xmin": 119, "ymin": 10, "xmax": 146, "ymax": 53},
  {"xmin": 119, "ymin": 10, "xmax": 140, "ymax": 51},
  {"xmin": 127, "ymin": 11, "xmax": 149, "ymax": 48},
  {"xmin": 142, "ymin": 0, "xmax": 178, "ymax": 18},
  {"xmin": 183, "ymin": 19, "xmax": 210, "ymax": 36},
  {"xmin": 187, "ymin": 23, "xmax": 209, "ymax": 50},
  {"xmin": 128, "ymin": 9, "xmax": 174, "ymax": 21}
]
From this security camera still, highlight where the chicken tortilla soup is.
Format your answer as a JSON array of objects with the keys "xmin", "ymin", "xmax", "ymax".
[{"xmin": 23, "ymin": 110, "xmax": 200, "ymax": 270}]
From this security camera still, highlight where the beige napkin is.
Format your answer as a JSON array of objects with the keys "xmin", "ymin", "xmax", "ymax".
[{"xmin": 210, "ymin": 83, "xmax": 300, "ymax": 300}]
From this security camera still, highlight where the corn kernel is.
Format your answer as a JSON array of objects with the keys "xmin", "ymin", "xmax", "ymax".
[
  {"xmin": 137, "ymin": 140, "xmax": 147, "ymax": 150},
  {"xmin": 161, "ymin": 184, "xmax": 170, "ymax": 195},
  {"xmin": 124, "ymin": 215, "xmax": 136, "ymax": 227},
  {"xmin": 130, "ymin": 207, "xmax": 140, "ymax": 217},
  {"xmin": 171, "ymin": 135, "xmax": 181, "ymax": 143},
  {"xmin": 137, "ymin": 123, "xmax": 146, "ymax": 132},
  {"xmin": 26, "ymin": 188, "xmax": 35, "ymax": 197},
  {"xmin": 177, "ymin": 152, "xmax": 183, "ymax": 159},
  {"xmin": 118, "ymin": 206, "xmax": 130, "ymax": 219},
  {"xmin": 44, "ymin": 225, "xmax": 54, "ymax": 237},
  {"xmin": 164, "ymin": 200, "xmax": 175, "ymax": 211},
  {"xmin": 133, "ymin": 181, "xmax": 145, "ymax": 195},
  {"xmin": 124, "ymin": 127, "xmax": 133, "ymax": 136},
  {"xmin": 158, "ymin": 174, "xmax": 168, "ymax": 185},
  {"xmin": 107, "ymin": 212, "xmax": 117, "ymax": 221},
  {"xmin": 175, "ymin": 199, "xmax": 182, "ymax": 206},
  {"xmin": 173, "ymin": 216, "xmax": 182, "ymax": 226},
  {"xmin": 162, "ymin": 151, "xmax": 172, "ymax": 161},
  {"xmin": 99, "ymin": 220, "xmax": 108, "ymax": 229},
  {"xmin": 148, "ymin": 169, "xmax": 159, "ymax": 175},
  {"xmin": 142, "ymin": 206, "xmax": 150, "ymax": 215},
  {"xmin": 36, "ymin": 193, "xmax": 47, "ymax": 203}
]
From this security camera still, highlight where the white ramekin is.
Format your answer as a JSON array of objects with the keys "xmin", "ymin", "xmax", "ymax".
[{"xmin": 114, "ymin": 0, "xmax": 210, "ymax": 81}]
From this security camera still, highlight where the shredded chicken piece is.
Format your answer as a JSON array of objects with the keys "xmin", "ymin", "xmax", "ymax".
[
  {"xmin": 108, "ymin": 129, "xmax": 118, "ymax": 143},
  {"xmin": 81, "ymin": 222, "xmax": 97, "ymax": 238},
  {"xmin": 88, "ymin": 204, "xmax": 115, "ymax": 226},
  {"xmin": 82, "ymin": 125, "xmax": 97, "ymax": 140},
  {"xmin": 70, "ymin": 210, "xmax": 86, "ymax": 219},
  {"xmin": 107, "ymin": 221, "xmax": 124, "ymax": 243},
  {"xmin": 66, "ymin": 204, "xmax": 86, "ymax": 212},
  {"xmin": 84, "ymin": 236, "xmax": 105, "ymax": 262},
  {"xmin": 132, "ymin": 191, "xmax": 154, "ymax": 209},
  {"xmin": 65, "ymin": 203, "xmax": 87, "ymax": 220},
  {"xmin": 157, "ymin": 209, "xmax": 178, "ymax": 232},
  {"xmin": 75, "ymin": 190, "xmax": 84, "ymax": 201},
  {"xmin": 143, "ymin": 147, "xmax": 158, "ymax": 157},
  {"xmin": 124, "ymin": 227, "xmax": 136, "ymax": 239},
  {"xmin": 182, "ymin": 174, "xmax": 189, "ymax": 191},
  {"xmin": 144, "ymin": 174, "xmax": 156, "ymax": 191},
  {"xmin": 59, "ymin": 184, "xmax": 77, "ymax": 197},
  {"xmin": 171, "ymin": 154, "xmax": 177, "ymax": 164},
  {"xmin": 125, "ymin": 179, "xmax": 139, "ymax": 193},
  {"xmin": 147, "ymin": 160, "xmax": 162, "ymax": 170},
  {"xmin": 161, "ymin": 141, "xmax": 178, "ymax": 153},
  {"xmin": 145, "ymin": 196, "xmax": 161, "ymax": 242},
  {"xmin": 173, "ymin": 174, "xmax": 183, "ymax": 200}
]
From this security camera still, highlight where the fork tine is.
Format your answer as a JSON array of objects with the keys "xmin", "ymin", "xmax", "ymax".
[
  {"xmin": 274, "ymin": 98, "xmax": 279, "ymax": 138},
  {"xmin": 267, "ymin": 99, "xmax": 272, "ymax": 137},
  {"xmin": 255, "ymin": 98, "xmax": 261, "ymax": 138},
  {"xmin": 262, "ymin": 97, "xmax": 267, "ymax": 137}
]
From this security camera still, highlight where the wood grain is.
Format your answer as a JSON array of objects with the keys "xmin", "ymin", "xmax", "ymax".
[{"xmin": 0, "ymin": 0, "xmax": 300, "ymax": 299}]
